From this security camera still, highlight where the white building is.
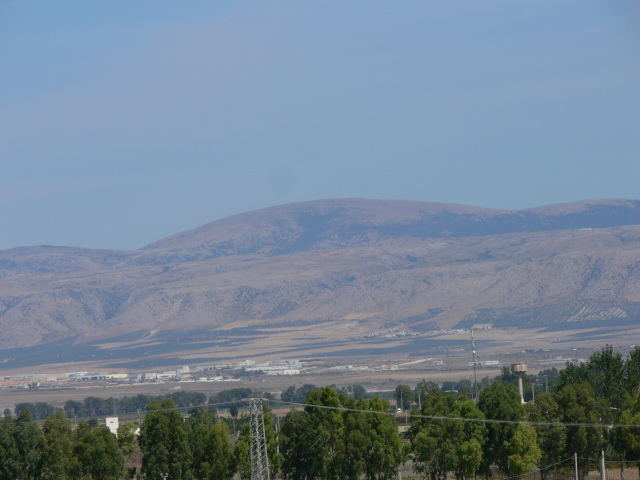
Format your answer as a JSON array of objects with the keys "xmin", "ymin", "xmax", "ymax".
[{"xmin": 106, "ymin": 417, "xmax": 119, "ymax": 436}]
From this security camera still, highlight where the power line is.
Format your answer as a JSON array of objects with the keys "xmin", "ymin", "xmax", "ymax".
[
  {"xmin": 4, "ymin": 397, "xmax": 640, "ymax": 432},
  {"xmin": 272, "ymin": 400, "xmax": 640, "ymax": 430}
]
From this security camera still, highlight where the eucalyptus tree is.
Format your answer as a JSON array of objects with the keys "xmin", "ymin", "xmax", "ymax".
[
  {"xmin": 394, "ymin": 385, "xmax": 414, "ymax": 411},
  {"xmin": 280, "ymin": 409, "xmax": 315, "ymax": 480},
  {"xmin": 139, "ymin": 398, "xmax": 193, "ymax": 480},
  {"xmin": 618, "ymin": 394, "xmax": 640, "ymax": 479},
  {"xmin": 0, "ymin": 409, "xmax": 45, "ymax": 480},
  {"xmin": 116, "ymin": 422, "xmax": 138, "ymax": 456},
  {"xmin": 625, "ymin": 346, "xmax": 640, "ymax": 394},
  {"xmin": 478, "ymin": 381, "xmax": 523, "ymax": 477},
  {"xmin": 41, "ymin": 411, "xmax": 79, "ymax": 480},
  {"xmin": 73, "ymin": 423, "xmax": 123, "ymax": 480},
  {"xmin": 186, "ymin": 407, "xmax": 235, "ymax": 480},
  {"xmin": 303, "ymin": 387, "xmax": 343, "ymax": 480},
  {"xmin": 337, "ymin": 396, "xmax": 369, "ymax": 480},
  {"xmin": 361, "ymin": 396, "xmax": 406, "ymax": 480},
  {"xmin": 280, "ymin": 388, "xmax": 404, "ymax": 480},
  {"xmin": 524, "ymin": 392, "xmax": 566, "ymax": 480},
  {"xmin": 557, "ymin": 346, "xmax": 627, "ymax": 408},
  {"xmin": 409, "ymin": 392, "xmax": 484, "ymax": 480},
  {"xmin": 555, "ymin": 382, "xmax": 611, "ymax": 480},
  {"xmin": 506, "ymin": 424, "xmax": 541, "ymax": 477}
]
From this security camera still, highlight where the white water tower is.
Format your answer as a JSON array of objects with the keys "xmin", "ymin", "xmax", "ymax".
[{"xmin": 511, "ymin": 363, "xmax": 527, "ymax": 404}]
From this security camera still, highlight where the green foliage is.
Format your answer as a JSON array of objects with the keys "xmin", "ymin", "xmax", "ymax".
[
  {"xmin": 557, "ymin": 345, "xmax": 627, "ymax": 408},
  {"xmin": 525, "ymin": 392, "xmax": 566, "ymax": 479},
  {"xmin": 280, "ymin": 409, "xmax": 315, "ymax": 480},
  {"xmin": 352, "ymin": 384, "xmax": 366, "ymax": 400},
  {"xmin": 235, "ymin": 404, "xmax": 281, "ymax": 480},
  {"xmin": 506, "ymin": 424, "xmax": 541, "ymax": 476},
  {"xmin": 0, "ymin": 409, "xmax": 45, "ymax": 479},
  {"xmin": 336, "ymin": 384, "xmax": 367, "ymax": 400},
  {"xmin": 441, "ymin": 378, "xmax": 474, "ymax": 398},
  {"xmin": 534, "ymin": 368, "xmax": 561, "ymax": 395},
  {"xmin": 394, "ymin": 385, "xmax": 414, "ymax": 410},
  {"xmin": 41, "ymin": 411, "xmax": 80, "ymax": 479},
  {"xmin": 478, "ymin": 381, "xmax": 523, "ymax": 476},
  {"xmin": 117, "ymin": 422, "xmax": 139, "ymax": 455},
  {"xmin": 280, "ymin": 388, "xmax": 404, "ymax": 480},
  {"xmin": 14, "ymin": 402, "xmax": 60, "ymax": 420},
  {"xmin": 620, "ymin": 394, "xmax": 640, "ymax": 460},
  {"xmin": 35, "ymin": 391, "xmax": 209, "ymax": 420},
  {"xmin": 625, "ymin": 346, "xmax": 640, "ymax": 394},
  {"xmin": 415, "ymin": 379, "xmax": 439, "ymax": 400},
  {"xmin": 186, "ymin": 407, "xmax": 236, "ymax": 480},
  {"xmin": 139, "ymin": 398, "xmax": 193, "ymax": 480},
  {"xmin": 409, "ymin": 392, "xmax": 484, "ymax": 480},
  {"xmin": 64, "ymin": 400, "xmax": 83, "ymax": 417},
  {"xmin": 209, "ymin": 388, "xmax": 253, "ymax": 407},
  {"xmin": 74, "ymin": 423, "xmax": 124, "ymax": 480},
  {"xmin": 281, "ymin": 384, "xmax": 318, "ymax": 403},
  {"xmin": 234, "ymin": 423, "xmax": 251, "ymax": 480},
  {"xmin": 555, "ymin": 382, "xmax": 610, "ymax": 479},
  {"xmin": 6, "ymin": 344, "xmax": 640, "ymax": 480}
]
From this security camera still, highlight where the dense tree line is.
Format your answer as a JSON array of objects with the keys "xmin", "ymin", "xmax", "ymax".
[
  {"xmin": 13, "ymin": 391, "xmax": 213, "ymax": 420},
  {"xmin": 0, "ymin": 410, "xmax": 124, "ymax": 480},
  {"xmin": 281, "ymin": 384, "xmax": 366, "ymax": 405},
  {"xmin": 277, "ymin": 387, "xmax": 406, "ymax": 480},
  {"xmin": 3, "ymin": 346, "xmax": 640, "ymax": 480},
  {"xmin": 10, "ymin": 388, "xmax": 267, "ymax": 421},
  {"xmin": 12, "ymin": 402, "xmax": 60, "ymax": 421},
  {"xmin": 207, "ymin": 388, "xmax": 255, "ymax": 409},
  {"xmin": 138, "ymin": 400, "xmax": 236, "ymax": 480},
  {"xmin": 407, "ymin": 345, "xmax": 640, "ymax": 480}
]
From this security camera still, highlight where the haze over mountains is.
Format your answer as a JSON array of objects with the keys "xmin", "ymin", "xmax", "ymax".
[{"xmin": 2, "ymin": 198, "xmax": 640, "ymax": 367}]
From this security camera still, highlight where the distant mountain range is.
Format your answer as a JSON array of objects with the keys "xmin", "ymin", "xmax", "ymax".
[{"xmin": 2, "ymin": 198, "xmax": 640, "ymax": 367}]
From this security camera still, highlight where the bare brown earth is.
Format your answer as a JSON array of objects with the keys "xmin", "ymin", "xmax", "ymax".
[{"xmin": 1, "ymin": 198, "xmax": 640, "ymax": 373}]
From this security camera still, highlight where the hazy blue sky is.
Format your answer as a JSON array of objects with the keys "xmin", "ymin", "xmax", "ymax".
[{"xmin": 1, "ymin": 1, "xmax": 639, "ymax": 251}]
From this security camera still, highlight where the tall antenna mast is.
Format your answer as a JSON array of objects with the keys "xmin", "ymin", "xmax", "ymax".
[
  {"xmin": 249, "ymin": 397, "xmax": 271, "ymax": 480},
  {"xmin": 470, "ymin": 330, "xmax": 479, "ymax": 402}
]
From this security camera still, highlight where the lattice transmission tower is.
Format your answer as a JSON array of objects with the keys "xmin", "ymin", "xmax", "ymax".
[{"xmin": 249, "ymin": 397, "xmax": 271, "ymax": 480}]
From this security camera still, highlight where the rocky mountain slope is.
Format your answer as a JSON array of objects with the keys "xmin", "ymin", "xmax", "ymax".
[{"xmin": 1, "ymin": 198, "xmax": 640, "ymax": 360}]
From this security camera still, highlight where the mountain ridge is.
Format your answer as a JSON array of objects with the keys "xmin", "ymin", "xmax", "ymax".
[
  {"xmin": 1, "ymin": 198, "xmax": 640, "ymax": 362},
  {"xmin": 142, "ymin": 197, "xmax": 640, "ymax": 256}
]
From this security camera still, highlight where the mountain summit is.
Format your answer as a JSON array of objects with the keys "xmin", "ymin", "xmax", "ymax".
[
  {"xmin": 1, "ymin": 198, "xmax": 640, "ymax": 366},
  {"xmin": 145, "ymin": 198, "xmax": 640, "ymax": 255}
]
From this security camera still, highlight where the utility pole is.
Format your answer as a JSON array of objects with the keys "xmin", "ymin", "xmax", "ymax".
[
  {"xmin": 531, "ymin": 382, "xmax": 535, "ymax": 403},
  {"xmin": 249, "ymin": 397, "xmax": 271, "ymax": 480},
  {"xmin": 470, "ymin": 330, "xmax": 479, "ymax": 402}
]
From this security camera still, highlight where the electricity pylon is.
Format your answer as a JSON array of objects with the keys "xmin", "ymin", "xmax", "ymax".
[{"xmin": 249, "ymin": 397, "xmax": 271, "ymax": 480}]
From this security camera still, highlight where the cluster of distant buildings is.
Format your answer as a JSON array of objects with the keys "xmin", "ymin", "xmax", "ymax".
[
  {"xmin": 465, "ymin": 357, "xmax": 587, "ymax": 369},
  {"xmin": 541, "ymin": 356, "xmax": 587, "ymax": 366},
  {"xmin": 467, "ymin": 360, "xmax": 502, "ymax": 367},
  {"xmin": 0, "ymin": 359, "xmax": 304, "ymax": 390}
]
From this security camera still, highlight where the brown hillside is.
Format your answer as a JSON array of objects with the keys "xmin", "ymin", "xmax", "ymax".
[{"xmin": 1, "ymin": 199, "xmax": 640, "ymax": 363}]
